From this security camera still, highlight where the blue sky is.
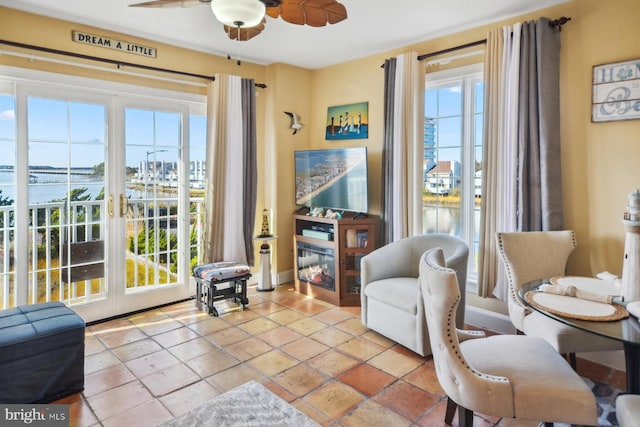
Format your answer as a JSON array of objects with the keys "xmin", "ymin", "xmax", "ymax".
[
  {"xmin": 425, "ymin": 83, "xmax": 484, "ymax": 167},
  {"xmin": 0, "ymin": 95, "xmax": 207, "ymax": 169},
  {"xmin": 0, "ymin": 85, "xmax": 479, "ymax": 170}
]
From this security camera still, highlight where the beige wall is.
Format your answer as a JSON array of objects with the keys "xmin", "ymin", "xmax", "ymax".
[
  {"xmin": 0, "ymin": 7, "xmax": 266, "ymax": 92},
  {"xmin": 262, "ymin": 63, "xmax": 312, "ymax": 273},
  {"xmin": 3, "ymin": 0, "xmax": 640, "ymax": 293},
  {"xmin": 307, "ymin": 0, "xmax": 640, "ymax": 283}
]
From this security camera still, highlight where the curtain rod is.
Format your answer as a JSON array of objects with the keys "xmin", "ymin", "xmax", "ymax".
[
  {"xmin": 416, "ymin": 16, "xmax": 571, "ymax": 62},
  {"xmin": 417, "ymin": 39, "xmax": 486, "ymax": 61},
  {"xmin": 0, "ymin": 39, "xmax": 268, "ymax": 89}
]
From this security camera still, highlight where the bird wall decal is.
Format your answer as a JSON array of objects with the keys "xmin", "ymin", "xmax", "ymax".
[{"xmin": 284, "ymin": 111, "xmax": 304, "ymax": 135}]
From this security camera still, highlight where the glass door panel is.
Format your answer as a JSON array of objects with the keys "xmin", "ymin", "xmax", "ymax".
[
  {"xmin": 0, "ymin": 94, "xmax": 16, "ymax": 308},
  {"xmin": 124, "ymin": 108, "xmax": 181, "ymax": 292},
  {"xmin": 27, "ymin": 97, "xmax": 107, "ymax": 306},
  {"xmin": 188, "ymin": 115, "xmax": 206, "ymax": 273}
]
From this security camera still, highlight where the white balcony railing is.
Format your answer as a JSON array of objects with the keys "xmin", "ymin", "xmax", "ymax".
[{"xmin": 0, "ymin": 197, "xmax": 204, "ymax": 310}]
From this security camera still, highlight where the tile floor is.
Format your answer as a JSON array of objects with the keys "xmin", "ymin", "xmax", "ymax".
[{"xmin": 56, "ymin": 283, "xmax": 626, "ymax": 427}]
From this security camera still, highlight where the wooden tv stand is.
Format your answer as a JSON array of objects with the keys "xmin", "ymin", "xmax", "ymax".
[{"xmin": 293, "ymin": 214, "xmax": 376, "ymax": 306}]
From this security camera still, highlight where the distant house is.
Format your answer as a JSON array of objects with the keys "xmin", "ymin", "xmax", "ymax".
[
  {"xmin": 424, "ymin": 160, "xmax": 460, "ymax": 195},
  {"xmin": 474, "ymin": 169, "xmax": 482, "ymax": 197}
]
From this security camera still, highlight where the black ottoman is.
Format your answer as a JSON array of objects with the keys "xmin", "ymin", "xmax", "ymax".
[{"xmin": 0, "ymin": 302, "xmax": 85, "ymax": 403}]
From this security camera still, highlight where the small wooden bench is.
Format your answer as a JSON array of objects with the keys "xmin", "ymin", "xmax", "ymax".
[{"xmin": 193, "ymin": 262, "xmax": 251, "ymax": 316}]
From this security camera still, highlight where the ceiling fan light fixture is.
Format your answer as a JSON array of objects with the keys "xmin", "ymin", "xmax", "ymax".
[{"xmin": 211, "ymin": 0, "xmax": 266, "ymax": 28}]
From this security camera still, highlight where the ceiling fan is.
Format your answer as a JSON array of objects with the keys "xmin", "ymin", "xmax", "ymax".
[{"xmin": 129, "ymin": 0, "xmax": 348, "ymax": 41}]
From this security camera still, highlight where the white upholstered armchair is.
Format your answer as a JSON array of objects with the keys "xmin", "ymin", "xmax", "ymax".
[
  {"xmin": 420, "ymin": 247, "xmax": 597, "ymax": 427},
  {"xmin": 360, "ymin": 234, "xmax": 468, "ymax": 357}
]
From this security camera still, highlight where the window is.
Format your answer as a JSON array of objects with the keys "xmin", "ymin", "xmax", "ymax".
[{"xmin": 423, "ymin": 64, "xmax": 483, "ymax": 289}]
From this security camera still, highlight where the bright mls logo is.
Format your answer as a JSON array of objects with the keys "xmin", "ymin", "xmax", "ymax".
[{"xmin": 1, "ymin": 405, "xmax": 68, "ymax": 426}]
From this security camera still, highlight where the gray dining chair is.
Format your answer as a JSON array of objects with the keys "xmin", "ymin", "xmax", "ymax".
[
  {"xmin": 420, "ymin": 247, "xmax": 597, "ymax": 427},
  {"xmin": 496, "ymin": 230, "xmax": 622, "ymax": 368}
]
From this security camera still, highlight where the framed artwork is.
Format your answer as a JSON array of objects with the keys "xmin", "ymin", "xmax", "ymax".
[
  {"xmin": 325, "ymin": 101, "xmax": 368, "ymax": 140},
  {"xmin": 592, "ymin": 58, "xmax": 640, "ymax": 122}
]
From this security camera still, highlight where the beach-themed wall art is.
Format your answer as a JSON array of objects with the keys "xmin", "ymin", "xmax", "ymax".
[
  {"xmin": 592, "ymin": 58, "xmax": 640, "ymax": 122},
  {"xmin": 325, "ymin": 102, "xmax": 368, "ymax": 140}
]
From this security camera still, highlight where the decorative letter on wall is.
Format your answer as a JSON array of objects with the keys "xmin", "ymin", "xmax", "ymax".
[{"xmin": 592, "ymin": 58, "xmax": 640, "ymax": 122}]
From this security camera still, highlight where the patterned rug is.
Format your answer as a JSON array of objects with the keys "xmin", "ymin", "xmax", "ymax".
[
  {"xmin": 160, "ymin": 380, "xmax": 320, "ymax": 427},
  {"xmin": 588, "ymin": 377, "xmax": 624, "ymax": 427},
  {"xmin": 555, "ymin": 377, "xmax": 624, "ymax": 427}
]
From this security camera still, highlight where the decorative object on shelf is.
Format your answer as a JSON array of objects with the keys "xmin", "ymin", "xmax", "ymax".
[
  {"xmin": 284, "ymin": 111, "xmax": 304, "ymax": 135},
  {"xmin": 621, "ymin": 189, "xmax": 640, "ymax": 302},
  {"xmin": 324, "ymin": 209, "xmax": 342, "ymax": 219},
  {"xmin": 258, "ymin": 208, "xmax": 273, "ymax": 238},
  {"xmin": 255, "ymin": 208, "xmax": 276, "ymax": 292},
  {"xmin": 592, "ymin": 58, "xmax": 640, "ymax": 122},
  {"xmin": 309, "ymin": 207, "xmax": 325, "ymax": 217},
  {"xmin": 325, "ymin": 102, "xmax": 368, "ymax": 140}
]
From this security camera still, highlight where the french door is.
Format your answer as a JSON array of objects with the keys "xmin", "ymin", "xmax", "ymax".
[
  {"xmin": 106, "ymin": 100, "xmax": 194, "ymax": 321},
  {"xmin": 1, "ymin": 69, "xmax": 204, "ymax": 322}
]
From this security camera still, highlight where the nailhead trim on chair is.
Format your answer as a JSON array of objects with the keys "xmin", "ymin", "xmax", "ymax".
[
  {"xmin": 434, "ymin": 272, "xmax": 508, "ymax": 384},
  {"xmin": 426, "ymin": 259, "xmax": 507, "ymax": 382},
  {"xmin": 496, "ymin": 233, "xmax": 530, "ymax": 317}
]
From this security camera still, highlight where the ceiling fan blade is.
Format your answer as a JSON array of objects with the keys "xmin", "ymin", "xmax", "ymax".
[
  {"xmin": 224, "ymin": 20, "xmax": 266, "ymax": 41},
  {"xmin": 269, "ymin": 0, "xmax": 347, "ymax": 27},
  {"xmin": 129, "ymin": 0, "xmax": 208, "ymax": 8},
  {"xmin": 323, "ymin": 2, "xmax": 348, "ymax": 25}
]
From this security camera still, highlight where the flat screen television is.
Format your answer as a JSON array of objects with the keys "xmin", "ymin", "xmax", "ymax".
[{"xmin": 294, "ymin": 147, "xmax": 368, "ymax": 214}]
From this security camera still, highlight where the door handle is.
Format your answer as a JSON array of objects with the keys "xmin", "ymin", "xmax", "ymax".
[
  {"xmin": 120, "ymin": 194, "xmax": 128, "ymax": 217},
  {"xmin": 108, "ymin": 194, "xmax": 114, "ymax": 218}
]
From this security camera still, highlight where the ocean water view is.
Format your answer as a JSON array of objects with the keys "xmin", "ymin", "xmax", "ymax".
[
  {"xmin": 0, "ymin": 171, "xmax": 153, "ymax": 204},
  {"xmin": 304, "ymin": 168, "xmax": 368, "ymax": 213}
]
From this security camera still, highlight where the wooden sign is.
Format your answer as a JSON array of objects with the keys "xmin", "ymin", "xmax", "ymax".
[
  {"xmin": 592, "ymin": 58, "xmax": 640, "ymax": 122},
  {"xmin": 72, "ymin": 30, "xmax": 157, "ymax": 58}
]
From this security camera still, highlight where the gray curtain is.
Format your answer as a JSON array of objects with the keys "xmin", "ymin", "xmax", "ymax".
[
  {"xmin": 380, "ymin": 53, "xmax": 425, "ymax": 243},
  {"xmin": 477, "ymin": 17, "xmax": 564, "ymax": 298},
  {"xmin": 241, "ymin": 78, "xmax": 257, "ymax": 265},
  {"xmin": 382, "ymin": 58, "xmax": 396, "ymax": 245},
  {"xmin": 517, "ymin": 18, "xmax": 563, "ymax": 231}
]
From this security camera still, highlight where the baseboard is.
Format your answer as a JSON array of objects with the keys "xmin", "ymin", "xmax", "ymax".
[
  {"xmin": 579, "ymin": 351, "xmax": 626, "ymax": 372},
  {"xmin": 465, "ymin": 305, "xmax": 516, "ymax": 335},
  {"xmin": 247, "ymin": 270, "xmax": 294, "ymax": 287},
  {"xmin": 274, "ymin": 269, "xmax": 294, "ymax": 286}
]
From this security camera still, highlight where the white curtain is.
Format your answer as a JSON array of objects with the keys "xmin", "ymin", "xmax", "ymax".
[
  {"xmin": 478, "ymin": 25, "xmax": 522, "ymax": 299},
  {"xmin": 382, "ymin": 52, "xmax": 425, "ymax": 243},
  {"xmin": 202, "ymin": 74, "xmax": 253, "ymax": 265}
]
